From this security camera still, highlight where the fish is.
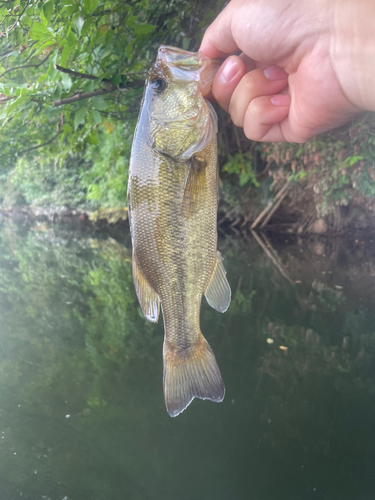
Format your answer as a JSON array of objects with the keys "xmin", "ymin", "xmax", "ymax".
[{"xmin": 127, "ymin": 45, "xmax": 231, "ymax": 417}]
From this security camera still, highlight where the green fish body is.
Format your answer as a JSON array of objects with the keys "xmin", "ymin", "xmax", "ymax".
[{"xmin": 128, "ymin": 46, "xmax": 231, "ymax": 417}]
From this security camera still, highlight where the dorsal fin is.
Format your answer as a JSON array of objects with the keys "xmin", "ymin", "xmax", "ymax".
[
  {"xmin": 132, "ymin": 253, "xmax": 160, "ymax": 322},
  {"xmin": 204, "ymin": 252, "xmax": 231, "ymax": 313}
]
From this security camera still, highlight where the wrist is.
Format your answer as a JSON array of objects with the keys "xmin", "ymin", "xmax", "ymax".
[{"xmin": 331, "ymin": 0, "xmax": 375, "ymax": 111}]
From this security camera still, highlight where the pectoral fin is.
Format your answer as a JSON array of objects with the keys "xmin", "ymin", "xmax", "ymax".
[
  {"xmin": 132, "ymin": 253, "xmax": 160, "ymax": 322},
  {"xmin": 182, "ymin": 156, "xmax": 207, "ymax": 219},
  {"xmin": 205, "ymin": 252, "xmax": 231, "ymax": 313}
]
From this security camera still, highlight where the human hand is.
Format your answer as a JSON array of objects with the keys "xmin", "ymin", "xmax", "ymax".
[{"xmin": 200, "ymin": 0, "xmax": 375, "ymax": 143}]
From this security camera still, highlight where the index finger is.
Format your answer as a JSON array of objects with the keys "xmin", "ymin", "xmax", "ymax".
[{"xmin": 199, "ymin": 2, "xmax": 239, "ymax": 59}]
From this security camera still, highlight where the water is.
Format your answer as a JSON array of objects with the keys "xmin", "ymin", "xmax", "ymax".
[{"xmin": 1, "ymin": 218, "xmax": 375, "ymax": 500}]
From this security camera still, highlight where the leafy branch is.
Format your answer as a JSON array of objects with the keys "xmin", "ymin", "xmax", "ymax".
[
  {"xmin": 52, "ymin": 65, "xmax": 144, "ymax": 106},
  {"xmin": 52, "ymin": 87, "xmax": 117, "ymax": 107},
  {"xmin": 0, "ymin": 0, "xmax": 29, "ymax": 36},
  {"xmin": 0, "ymin": 130, "xmax": 62, "ymax": 160},
  {"xmin": 0, "ymin": 51, "xmax": 53, "ymax": 79},
  {"xmin": 54, "ymin": 64, "xmax": 144, "ymax": 89},
  {"xmin": 0, "ymin": 93, "xmax": 15, "ymax": 104}
]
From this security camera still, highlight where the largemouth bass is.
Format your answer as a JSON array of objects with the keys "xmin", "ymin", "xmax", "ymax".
[{"xmin": 128, "ymin": 46, "xmax": 231, "ymax": 417}]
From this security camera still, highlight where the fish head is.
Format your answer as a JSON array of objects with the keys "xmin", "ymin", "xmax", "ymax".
[{"xmin": 145, "ymin": 45, "xmax": 220, "ymax": 160}]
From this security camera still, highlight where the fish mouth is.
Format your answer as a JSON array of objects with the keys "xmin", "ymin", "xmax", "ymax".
[{"xmin": 156, "ymin": 45, "xmax": 222, "ymax": 96}]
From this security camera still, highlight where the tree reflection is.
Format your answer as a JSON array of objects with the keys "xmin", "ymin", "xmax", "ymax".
[{"xmin": 1, "ymin": 221, "xmax": 375, "ymax": 499}]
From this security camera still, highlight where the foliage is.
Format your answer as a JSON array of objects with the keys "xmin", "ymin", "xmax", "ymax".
[
  {"xmin": 82, "ymin": 120, "xmax": 131, "ymax": 207},
  {"xmin": 222, "ymin": 152, "xmax": 259, "ymax": 187},
  {"xmin": 1, "ymin": 0, "xmax": 375, "ymax": 231},
  {"xmin": 0, "ymin": 0, "xmax": 220, "ymax": 209},
  {"xmin": 261, "ymin": 113, "xmax": 375, "ymax": 218},
  {"xmin": 1, "ymin": 153, "xmax": 89, "ymax": 207}
]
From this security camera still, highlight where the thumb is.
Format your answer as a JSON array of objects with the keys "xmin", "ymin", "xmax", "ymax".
[
  {"xmin": 211, "ymin": 56, "xmax": 247, "ymax": 113},
  {"xmin": 200, "ymin": 2, "xmax": 239, "ymax": 58}
]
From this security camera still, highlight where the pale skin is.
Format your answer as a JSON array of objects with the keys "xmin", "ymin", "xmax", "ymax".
[{"xmin": 200, "ymin": 0, "xmax": 375, "ymax": 143}]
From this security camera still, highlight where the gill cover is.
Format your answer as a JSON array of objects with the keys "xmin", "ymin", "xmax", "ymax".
[{"xmin": 148, "ymin": 46, "xmax": 220, "ymax": 160}]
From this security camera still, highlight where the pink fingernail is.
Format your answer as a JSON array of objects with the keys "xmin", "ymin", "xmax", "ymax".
[
  {"xmin": 264, "ymin": 65, "xmax": 288, "ymax": 81},
  {"xmin": 219, "ymin": 57, "xmax": 239, "ymax": 83},
  {"xmin": 271, "ymin": 94, "xmax": 290, "ymax": 106}
]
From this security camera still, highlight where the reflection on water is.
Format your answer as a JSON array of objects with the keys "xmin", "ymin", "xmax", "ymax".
[{"xmin": 1, "ymin": 219, "xmax": 375, "ymax": 500}]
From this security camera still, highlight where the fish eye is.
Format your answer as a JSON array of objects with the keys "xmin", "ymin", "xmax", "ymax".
[{"xmin": 151, "ymin": 78, "xmax": 167, "ymax": 93}]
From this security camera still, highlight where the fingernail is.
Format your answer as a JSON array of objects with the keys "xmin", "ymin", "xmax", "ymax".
[
  {"xmin": 264, "ymin": 65, "xmax": 288, "ymax": 80},
  {"xmin": 271, "ymin": 94, "xmax": 291, "ymax": 106},
  {"xmin": 219, "ymin": 57, "xmax": 239, "ymax": 83}
]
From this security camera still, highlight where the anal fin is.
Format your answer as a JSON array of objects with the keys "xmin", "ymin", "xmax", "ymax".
[
  {"xmin": 205, "ymin": 251, "xmax": 231, "ymax": 313},
  {"xmin": 132, "ymin": 253, "xmax": 160, "ymax": 322}
]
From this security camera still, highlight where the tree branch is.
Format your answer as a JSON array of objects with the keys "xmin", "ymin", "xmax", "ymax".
[
  {"xmin": 54, "ymin": 64, "xmax": 144, "ymax": 89},
  {"xmin": 0, "ymin": 94, "xmax": 15, "ymax": 104},
  {"xmin": 0, "ymin": 130, "xmax": 62, "ymax": 160},
  {"xmin": 0, "ymin": 51, "xmax": 53, "ymax": 79},
  {"xmin": 52, "ymin": 86, "xmax": 116, "ymax": 107},
  {"xmin": 1, "ymin": 0, "xmax": 30, "ymax": 36},
  {"xmin": 55, "ymin": 64, "xmax": 99, "ymax": 81}
]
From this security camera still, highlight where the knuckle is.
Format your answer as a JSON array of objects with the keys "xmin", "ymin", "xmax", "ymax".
[
  {"xmin": 248, "ymin": 97, "xmax": 264, "ymax": 118},
  {"xmin": 241, "ymin": 71, "xmax": 258, "ymax": 94},
  {"xmin": 243, "ymin": 107, "xmax": 265, "ymax": 142},
  {"xmin": 229, "ymin": 108, "xmax": 242, "ymax": 128},
  {"xmin": 243, "ymin": 121, "xmax": 258, "ymax": 141},
  {"xmin": 287, "ymin": 124, "xmax": 311, "ymax": 143}
]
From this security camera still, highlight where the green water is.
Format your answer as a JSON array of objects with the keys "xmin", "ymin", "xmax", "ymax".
[{"xmin": 1, "ymin": 218, "xmax": 375, "ymax": 500}]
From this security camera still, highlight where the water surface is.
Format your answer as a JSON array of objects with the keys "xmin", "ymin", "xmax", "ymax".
[{"xmin": 1, "ymin": 218, "xmax": 375, "ymax": 500}]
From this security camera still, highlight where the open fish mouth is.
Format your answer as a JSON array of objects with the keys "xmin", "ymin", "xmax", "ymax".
[{"xmin": 156, "ymin": 45, "xmax": 222, "ymax": 96}]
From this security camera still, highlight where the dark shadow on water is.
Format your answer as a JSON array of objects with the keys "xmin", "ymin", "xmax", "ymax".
[{"xmin": 0, "ymin": 219, "xmax": 375, "ymax": 500}]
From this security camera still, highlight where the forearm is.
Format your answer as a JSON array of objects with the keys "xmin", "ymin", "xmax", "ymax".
[{"xmin": 331, "ymin": 0, "xmax": 375, "ymax": 111}]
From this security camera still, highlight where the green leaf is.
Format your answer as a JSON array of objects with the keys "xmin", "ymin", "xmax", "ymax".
[
  {"xmin": 61, "ymin": 73, "xmax": 72, "ymax": 90},
  {"xmin": 87, "ymin": 134, "xmax": 99, "ymax": 145},
  {"xmin": 5, "ymin": 96, "xmax": 28, "ymax": 114},
  {"xmin": 21, "ymin": 15, "xmax": 32, "ymax": 26},
  {"xmin": 92, "ymin": 96, "xmax": 107, "ymax": 111},
  {"xmin": 126, "ymin": 16, "xmax": 137, "ymax": 28},
  {"xmin": 43, "ymin": 1, "xmax": 54, "ymax": 22},
  {"xmin": 29, "ymin": 22, "xmax": 53, "ymax": 41},
  {"xmin": 25, "ymin": 5, "xmax": 35, "ymax": 16},
  {"xmin": 34, "ymin": 39, "xmax": 57, "ymax": 56},
  {"xmin": 65, "ymin": 31, "xmax": 78, "ymax": 47},
  {"xmin": 39, "ymin": 8, "xmax": 48, "ymax": 27},
  {"xmin": 82, "ymin": 0, "xmax": 99, "ymax": 15},
  {"xmin": 74, "ymin": 107, "xmax": 88, "ymax": 130},
  {"xmin": 52, "ymin": 86, "xmax": 62, "ymax": 100},
  {"xmin": 110, "ymin": 75, "xmax": 121, "ymax": 87},
  {"xmin": 344, "ymin": 155, "xmax": 364, "ymax": 167},
  {"xmin": 81, "ymin": 17, "xmax": 95, "ymax": 37},
  {"xmin": 63, "ymin": 123, "xmax": 72, "ymax": 135},
  {"xmin": 60, "ymin": 44, "xmax": 73, "ymax": 67},
  {"xmin": 91, "ymin": 110, "xmax": 102, "ymax": 125},
  {"xmin": 133, "ymin": 23, "xmax": 157, "ymax": 36},
  {"xmin": 0, "ymin": 6, "xmax": 8, "ymax": 19},
  {"xmin": 63, "ymin": 4, "xmax": 79, "ymax": 16},
  {"xmin": 74, "ymin": 17, "xmax": 84, "ymax": 37},
  {"xmin": 125, "ymin": 41, "xmax": 133, "ymax": 60}
]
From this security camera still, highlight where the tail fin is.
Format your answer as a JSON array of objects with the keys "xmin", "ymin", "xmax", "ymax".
[{"xmin": 163, "ymin": 334, "xmax": 225, "ymax": 417}]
